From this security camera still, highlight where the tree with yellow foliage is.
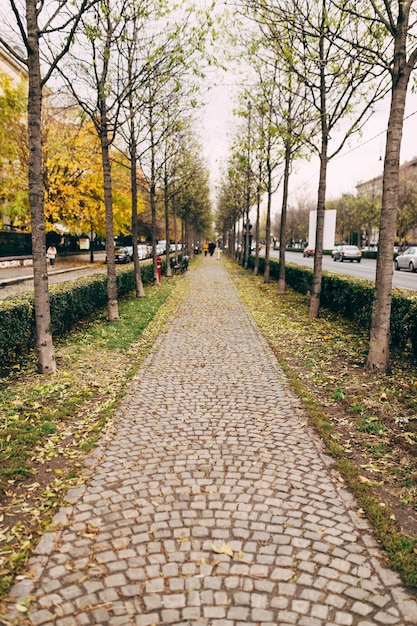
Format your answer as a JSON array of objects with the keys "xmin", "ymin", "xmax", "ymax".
[
  {"xmin": 43, "ymin": 113, "xmax": 105, "ymax": 237},
  {"xmin": 44, "ymin": 113, "xmax": 133, "ymax": 241},
  {"xmin": 0, "ymin": 73, "xmax": 29, "ymax": 230}
]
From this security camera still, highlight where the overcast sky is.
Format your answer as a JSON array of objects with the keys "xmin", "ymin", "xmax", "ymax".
[
  {"xmin": 3, "ymin": 0, "xmax": 416, "ymax": 218},
  {"xmin": 197, "ymin": 0, "xmax": 417, "ymax": 216},
  {"xmin": 200, "ymin": 76, "xmax": 417, "ymax": 217}
]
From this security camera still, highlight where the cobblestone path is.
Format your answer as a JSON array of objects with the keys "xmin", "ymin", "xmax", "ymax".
[{"xmin": 3, "ymin": 256, "xmax": 417, "ymax": 626}]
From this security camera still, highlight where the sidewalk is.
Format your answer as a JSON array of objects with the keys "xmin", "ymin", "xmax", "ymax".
[
  {"xmin": 3, "ymin": 256, "xmax": 417, "ymax": 626},
  {"xmin": 0, "ymin": 256, "xmax": 107, "ymax": 300}
]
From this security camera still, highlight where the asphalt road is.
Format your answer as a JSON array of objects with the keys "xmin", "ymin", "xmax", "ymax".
[
  {"xmin": 270, "ymin": 249, "xmax": 417, "ymax": 291},
  {"xmin": 2, "ymin": 250, "xmax": 417, "ymax": 301}
]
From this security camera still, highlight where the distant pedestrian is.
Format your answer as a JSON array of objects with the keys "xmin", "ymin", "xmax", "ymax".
[
  {"xmin": 203, "ymin": 242, "xmax": 209, "ymax": 256},
  {"xmin": 208, "ymin": 242, "xmax": 215, "ymax": 256},
  {"xmin": 46, "ymin": 245, "xmax": 57, "ymax": 267}
]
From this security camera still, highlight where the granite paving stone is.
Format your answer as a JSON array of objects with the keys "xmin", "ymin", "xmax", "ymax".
[{"xmin": 2, "ymin": 256, "xmax": 417, "ymax": 625}]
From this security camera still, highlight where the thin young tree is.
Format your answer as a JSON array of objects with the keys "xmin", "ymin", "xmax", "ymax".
[
  {"xmin": 116, "ymin": 1, "xmax": 185, "ymax": 293},
  {"xmin": 0, "ymin": 0, "xmax": 96, "ymax": 373},
  {"xmin": 120, "ymin": 7, "xmax": 155, "ymax": 298},
  {"xmin": 245, "ymin": 68, "xmax": 282, "ymax": 284},
  {"xmin": 59, "ymin": 0, "xmax": 136, "ymax": 321},
  {"xmin": 161, "ymin": 116, "xmax": 199, "ymax": 273},
  {"xmin": 216, "ymin": 151, "xmax": 250, "ymax": 258},
  {"xmin": 232, "ymin": 12, "xmax": 308, "ymax": 289},
  {"xmin": 332, "ymin": 0, "xmax": 417, "ymax": 371},
  {"xmin": 227, "ymin": 104, "xmax": 257, "ymax": 268},
  {"xmin": 244, "ymin": 0, "xmax": 388, "ymax": 317}
]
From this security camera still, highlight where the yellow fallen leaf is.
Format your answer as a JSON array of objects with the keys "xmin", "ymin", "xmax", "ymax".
[
  {"xmin": 211, "ymin": 542, "xmax": 234, "ymax": 557},
  {"xmin": 211, "ymin": 544, "xmax": 223, "ymax": 554},
  {"xmin": 359, "ymin": 475, "xmax": 384, "ymax": 487},
  {"xmin": 15, "ymin": 603, "xmax": 28, "ymax": 613},
  {"xmin": 77, "ymin": 575, "xmax": 89, "ymax": 583},
  {"xmin": 380, "ymin": 392, "xmax": 388, "ymax": 401},
  {"xmin": 222, "ymin": 542, "xmax": 234, "ymax": 557}
]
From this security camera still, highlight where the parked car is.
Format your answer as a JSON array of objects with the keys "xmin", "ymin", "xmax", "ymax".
[
  {"xmin": 332, "ymin": 245, "xmax": 362, "ymax": 262},
  {"xmin": 303, "ymin": 246, "xmax": 315, "ymax": 257},
  {"xmin": 394, "ymin": 247, "xmax": 417, "ymax": 272},
  {"xmin": 114, "ymin": 246, "xmax": 132, "ymax": 263}
]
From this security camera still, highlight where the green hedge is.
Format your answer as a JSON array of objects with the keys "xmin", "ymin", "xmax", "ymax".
[
  {"xmin": 0, "ymin": 261, "xmax": 158, "ymax": 364},
  {"xmin": 248, "ymin": 256, "xmax": 417, "ymax": 355}
]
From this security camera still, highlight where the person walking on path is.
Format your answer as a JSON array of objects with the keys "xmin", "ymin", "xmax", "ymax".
[
  {"xmin": 3, "ymin": 255, "xmax": 417, "ymax": 625},
  {"xmin": 46, "ymin": 245, "xmax": 57, "ymax": 267}
]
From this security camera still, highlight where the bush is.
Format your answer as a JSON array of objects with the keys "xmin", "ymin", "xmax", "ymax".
[
  {"xmin": 247, "ymin": 254, "xmax": 417, "ymax": 355},
  {"xmin": 0, "ymin": 262, "xmax": 158, "ymax": 365},
  {"xmin": 0, "ymin": 297, "xmax": 35, "ymax": 359}
]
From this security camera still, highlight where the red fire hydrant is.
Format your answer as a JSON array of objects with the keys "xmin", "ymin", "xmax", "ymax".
[{"xmin": 156, "ymin": 255, "xmax": 161, "ymax": 282}]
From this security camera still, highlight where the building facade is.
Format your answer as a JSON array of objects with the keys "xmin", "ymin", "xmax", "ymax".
[
  {"xmin": 356, "ymin": 157, "xmax": 417, "ymax": 196},
  {"xmin": 0, "ymin": 40, "xmax": 27, "ymax": 85}
]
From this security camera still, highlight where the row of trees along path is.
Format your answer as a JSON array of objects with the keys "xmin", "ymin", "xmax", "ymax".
[
  {"xmin": 0, "ymin": 0, "xmax": 212, "ymax": 374},
  {"xmin": 2, "ymin": 0, "xmax": 417, "ymax": 376},
  {"xmin": 217, "ymin": 0, "xmax": 417, "ymax": 374}
]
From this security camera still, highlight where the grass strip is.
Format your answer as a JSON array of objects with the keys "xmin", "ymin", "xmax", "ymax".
[
  {"xmin": 224, "ymin": 256, "xmax": 417, "ymax": 592},
  {"xmin": 0, "ymin": 271, "xmax": 189, "ymax": 597}
]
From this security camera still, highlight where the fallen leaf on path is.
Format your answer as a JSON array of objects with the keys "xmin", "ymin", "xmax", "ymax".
[{"xmin": 211, "ymin": 542, "xmax": 233, "ymax": 557}]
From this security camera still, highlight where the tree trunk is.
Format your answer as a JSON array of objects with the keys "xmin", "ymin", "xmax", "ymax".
[
  {"xmin": 366, "ymin": 67, "xmax": 410, "ymax": 371},
  {"xmin": 309, "ymin": 154, "xmax": 327, "ymax": 317},
  {"xmin": 264, "ymin": 157, "xmax": 272, "ymax": 283},
  {"xmin": 244, "ymin": 216, "xmax": 251, "ymax": 269},
  {"xmin": 89, "ymin": 222, "xmax": 95, "ymax": 264},
  {"xmin": 278, "ymin": 145, "xmax": 291, "ymax": 295},
  {"xmin": 127, "ymin": 19, "xmax": 145, "ymax": 299},
  {"xmin": 150, "ymin": 181, "xmax": 159, "ymax": 284},
  {"xmin": 173, "ymin": 202, "xmax": 179, "ymax": 263},
  {"xmin": 27, "ymin": 0, "xmax": 56, "ymax": 374},
  {"xmin": 244, "ymin": 102, "xmax": 252, "ymax": 270},
  {"xmin": 232, "ymin": 222, "xmax": 236, "ymax": 257},
  {"xmin": 254, "ymin": 154, "xmax": 263, "ymax": 277},
  {"xmin": 130, "ymin": 148, "xmax": 145, "ymax": 298},
  {"xmin": 253, "ymin": 181, "xmax": 260, "ymax": 276},
  {"xmin": 164, "ymin": 171, "xmax": 172, "ymax": 277},
  {"xmin": 99, "ymin": 100, "xmax": 119, "ymax": 321},
  {"xmin": 148, "ymin": 116, "xmax": 159, "ymax": 284},
  {"xmin": 264, "ymin": 189, "xmax": 271, "ymax": 284},
  {"xmin": 309, "ymin": 46, "xmax": 329, "ymax": 318}
]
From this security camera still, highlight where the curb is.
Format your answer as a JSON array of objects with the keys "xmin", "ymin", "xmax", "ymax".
[{"xmin": 0, "ymin": 266, "xmax": 90, "ymax": 288}]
